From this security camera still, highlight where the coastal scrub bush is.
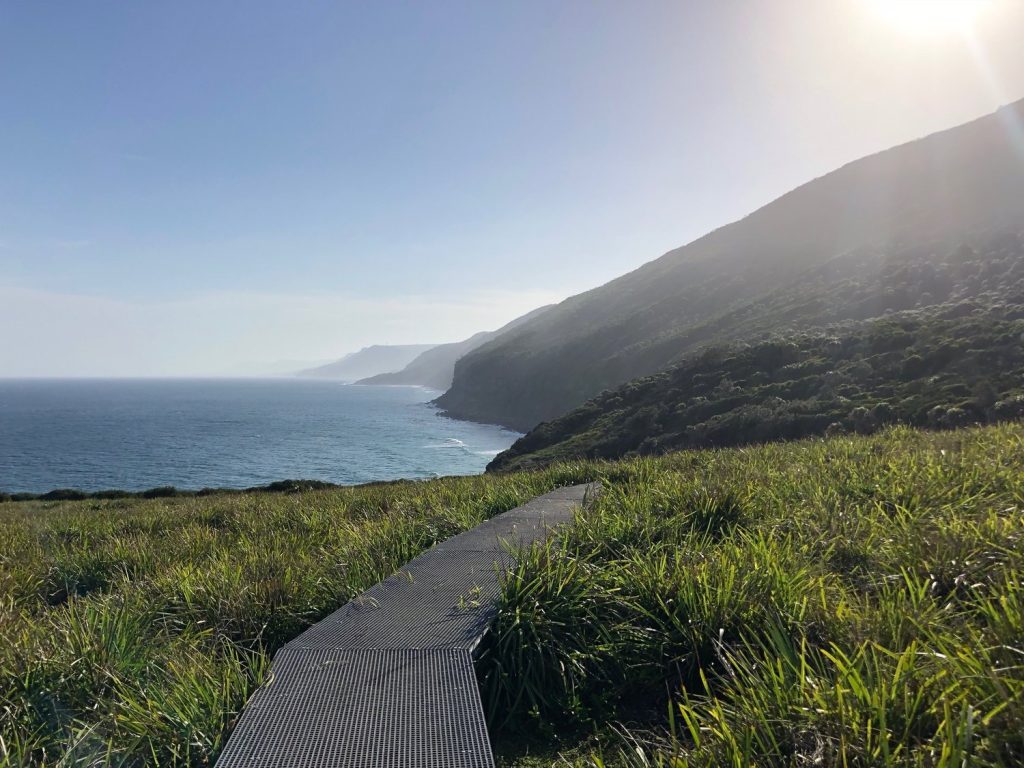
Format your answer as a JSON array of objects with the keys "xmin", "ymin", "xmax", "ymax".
[
  {"xmin": 491, "ymin": 297, "xmax": 1024, "ymax": 472},
  {"xmin": 139, "ymin": 486, "xmax": 180, "ymax": 499},
  {"xmin": 38, "ymin": 489, "xmax": 88, "ymax": 502}
]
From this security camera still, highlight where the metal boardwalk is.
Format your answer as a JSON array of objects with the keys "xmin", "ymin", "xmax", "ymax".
[{"xmin": 216, "ymin": 483, "xmax": 597, "ymax": 768}]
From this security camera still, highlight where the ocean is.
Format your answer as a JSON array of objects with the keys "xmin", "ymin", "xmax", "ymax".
[{"xmin": 0, "ymin": 379, "xmax": 521, "ymax": 494}]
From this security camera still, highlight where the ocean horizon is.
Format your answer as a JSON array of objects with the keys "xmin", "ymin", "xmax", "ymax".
[{"xmin": 0, "ymin": 378, "xmax": 520, "ymax": 494}]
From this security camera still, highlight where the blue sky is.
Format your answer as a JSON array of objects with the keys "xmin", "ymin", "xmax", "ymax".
[{"xmin": 3, "ymin": 1, "xmax": 1024, "ymax": 375}]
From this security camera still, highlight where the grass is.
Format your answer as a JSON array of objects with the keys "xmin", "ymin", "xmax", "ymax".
[
  {"xmin": 0, "ymin": 466, "xmax": 591, "ymax": 766},
  {"xmin": 3, "ymin": 423, "xmax": 1022, "ymax": 766},
  {"xmin": 481, "ymin": 423, "xmax": 1024, "ymax": 767}
]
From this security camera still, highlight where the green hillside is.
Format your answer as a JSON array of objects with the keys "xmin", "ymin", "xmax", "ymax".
[
  {"xmin": 489, "ymin": 233, "xmax": 1024, "ymax": 471},
  {"xmin": 437, "ymin": 99, "xmax": 1024, "ymax": 431}
]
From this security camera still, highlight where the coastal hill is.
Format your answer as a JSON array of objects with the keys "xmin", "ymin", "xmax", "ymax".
[
  {"xmin": 295, "ymin": 344, "xmax": 435, "ymax": 382},
  {"xmin": 356, "ymin": 305, "xmax": 553, "ymax": 391},
  {"xmin": 489, "ymin": 232, "xmax": 1024, "ymax": 470},
  {"xmin": 437, "ymin": 99, "xmax": 1024, "ymax": 432}
]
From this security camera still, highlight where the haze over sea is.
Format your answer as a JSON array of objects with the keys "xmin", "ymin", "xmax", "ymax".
[{"xmin": 0, "ymin": 379, "xmax": 520, "ymax": 494}]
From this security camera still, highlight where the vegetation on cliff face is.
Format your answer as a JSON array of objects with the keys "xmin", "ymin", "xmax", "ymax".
[
  {"xmin": 437, "ymin": 100, "xmax": 1024, "ymax": 432},
  {"xmin": 488, "ymin": 423, "xmax": 1024, "ymax": 767},
  {"xmin": 489, "ymin": 235, "xmax": 1024, "ymax": 472}
]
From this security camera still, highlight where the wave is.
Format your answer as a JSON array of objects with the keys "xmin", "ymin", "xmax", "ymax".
[
  {"xmin": 422, "ymin": 438, "xmax": 505, "ymax": 458},
  {"xmin": 423, "ymin": 438, "xmax": 468, "ymax": 450}
]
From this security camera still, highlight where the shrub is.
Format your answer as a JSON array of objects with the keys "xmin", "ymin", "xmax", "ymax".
[
  {"xmin": 39, "ymin": 489, "xmax": 88, "ymax": 501},
  {"xmin": 140, "ymin": 486, "xmax": 181, "ymax": 499}
]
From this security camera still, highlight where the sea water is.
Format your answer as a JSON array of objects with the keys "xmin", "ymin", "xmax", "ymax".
[{"xmin": 0, "ymin": 379, "xmax": 520, "ymax": 493}]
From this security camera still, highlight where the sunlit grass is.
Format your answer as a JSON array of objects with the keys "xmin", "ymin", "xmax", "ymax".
[
  {"xmin": 482, "ymin": 423, "xmax": 1024, "ymax": 767},
  {"xmin": 3, "ymin": 423, "xmax": 1022, "ymax": 766},
  {"xmin": 0, "ymin": 467, "xmax": 592, "ymax": 766}
]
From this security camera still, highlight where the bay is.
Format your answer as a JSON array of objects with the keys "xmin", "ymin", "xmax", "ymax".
[{"xmin": 0, "ymin": 379, "xmax": 519, "ymax": 494}]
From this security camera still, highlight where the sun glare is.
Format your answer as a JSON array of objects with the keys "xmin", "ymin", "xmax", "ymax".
[{"xmin": 868, "ymin": 0, "xmax": 991, "ymax": 36}]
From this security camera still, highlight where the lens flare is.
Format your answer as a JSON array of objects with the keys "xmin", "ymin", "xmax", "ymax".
[{"xmin": 868, "ymin": 0, "xmax": 992, "ymax": 36}]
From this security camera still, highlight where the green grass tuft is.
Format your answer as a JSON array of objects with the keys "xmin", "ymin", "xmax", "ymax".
[{"xmin": 482, "ymin": 423, "xmax": 1024, "ymax": 767}]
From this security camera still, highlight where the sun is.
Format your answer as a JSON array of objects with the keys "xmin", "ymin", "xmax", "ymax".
[{"xmin": 867, "ymin": 0, "xmax": 991, "ymax": 36}]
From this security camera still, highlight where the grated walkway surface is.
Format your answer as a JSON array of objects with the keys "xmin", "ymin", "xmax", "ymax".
[{"xmin": 216, "ymin": 483, "xmax": 597, "ymax": 768}]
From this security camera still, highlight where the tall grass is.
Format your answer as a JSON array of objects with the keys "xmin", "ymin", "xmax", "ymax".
[
  {"xmin": 0, "ymin": 466, "xmax": 592, "ymax": 766},
  {"xmin": 5, "ymin": 424, "xmax": 1021, "ymax": 766},
  {"xmin": 481, "ymin": 424, "xmax": 1024, "ymax": 767}
]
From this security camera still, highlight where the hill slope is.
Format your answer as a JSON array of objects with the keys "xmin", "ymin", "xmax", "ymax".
[
  {"xmin": 296, "ymin": 344, "xmax": 435, "ymax": 381},
  {"xmin": 438, "ymin": 99, "xmax": 1024, "ymax": 431},
  {"xmin": 489, "ymin": 235, "xmax": 1024, "ymax": 470},
  {"xmin": 356, "ymin": 333, "xmax": 490, "ymax": 390},
  {"xmin": 356, "ymin": 305, "xmax": 553, "ymax": 391}
]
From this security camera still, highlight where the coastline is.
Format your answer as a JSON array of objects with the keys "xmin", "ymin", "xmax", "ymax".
[
  {"xmin": 0, "ymin": 475, "xmax": 455, "ymax": 505},
  {"xmin": 0, "ymin": 379, "xmax": 520, "ymax": 498}
]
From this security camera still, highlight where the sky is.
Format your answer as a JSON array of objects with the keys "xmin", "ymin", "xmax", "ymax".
[{"xmin": 2, "ymin": 0, "xmax": 1024, "ymax": 376}]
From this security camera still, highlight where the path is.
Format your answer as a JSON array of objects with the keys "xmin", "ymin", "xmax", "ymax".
[{"xmin": 216, "ymin": 483, "xmax": 597, "ymax": 768}]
